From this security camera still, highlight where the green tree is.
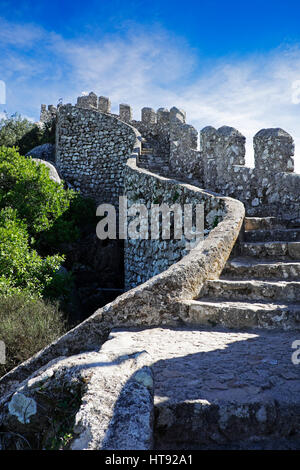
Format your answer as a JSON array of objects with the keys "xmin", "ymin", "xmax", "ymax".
[
  {"xmin": 0, "ymin": 112, "xmax": 55, "ymax": 155},
  {"xmin": 0, "ymin": 146, "xmax": 74, "ymax": 236}
]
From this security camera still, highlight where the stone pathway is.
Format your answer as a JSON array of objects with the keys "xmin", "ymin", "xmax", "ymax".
[
  {"xmin": 104, "ymin": 216, "xmax": 300, "ymax": 449},
  {"xmin": 107, "ymin": 326, "xmax": 300, "ymax": 449}
]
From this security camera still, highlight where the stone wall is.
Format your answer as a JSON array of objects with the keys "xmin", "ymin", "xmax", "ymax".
[
  {"xmin": 40, "ymin": 104, "xmax": 57, "ymax": 123},
  {"xmin": 199, "ymin": 126, "xmax": 300, "ymax": 220},
  {"xmin": 132, "ymin": 107, "xmax": 171, "ymax": 161},
  {"xmin": 0, "ymin": 153, "xmax": 244, "ymax": 401},
  {"xmin": 45, "ymin": 92, "xmax": 201, "ymax": 186},
  {"xmin": 55, "ymin": 104, "xmax": 139, "ymax": 205},
  {"xmin": 124, "ymin": 158, "xmax": 228, "ymax": 290},
  {"xmin": 132, "ymin": 106, "xmax": 200, "ymax": 178},
  {"xmin": 43, "ymin": 92, "xmax": 300, "ymax": 223},
  {"xmin": 72, "ymin": 93, "xmax": 172, "ymax": 164},
  {"xmin": 168, "ymin": 107, "xmax": 200, "ymax": 179}
]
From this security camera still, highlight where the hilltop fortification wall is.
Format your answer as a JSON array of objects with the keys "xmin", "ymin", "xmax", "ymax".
[
  {"xmin": 43, "ymin": 91, "xmax": 300, "ymax": 288},
  {"xmin": 199, "ymin": 126, "xmax": 300, "ymax": 220},
  {"xmin": 44, "ymin": 92, "xmax": 200, "ymax": 191},
  {"xmin": 41, "ymin": 93, "xmax": 300, "ymax": 225},
  {"xmin": 2, "ymin": 91, "xmax": 298, "ymax": 450},
  {"xmin": 124, "ymin": 158, "xmax": 226, "ymax": 290},
  {"xmin": 55, "ymin": 103, "xmax": 139, "ymax": 205}
]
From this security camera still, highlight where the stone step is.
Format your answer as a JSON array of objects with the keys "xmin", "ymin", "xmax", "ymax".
[
  {"xmin": 244, "ymin": 217, "xmax": 286, "ymax": 231},
  {"xmin": 151, "ymin": 327, "xmax": 300, "ymax": 449},
  {"xmin": 181, "ymin": 298, "xmax": 300, "ymax": 330},
  {"xmin": 139, "ymin": 155, "xmax": 154, "ymax": 161},
  {"xmin": 240, "ymin": 241, "xmax": 300, "ymax": 259},
  {"xmin": 2, "ymin": 327, "xmax": 300, "ymax": 450},
  {"xmin": 223, "ymin": 257, "xmax": 300, "ymax": 280},
  {"xmin": 141, "ymin": 145, "xmax": 154, "ymax": 151},
  {"xmin": 202, "ymin": 279, "xmax": 300, "ymax": 302},
  {"xmin": 287, "ymin": 218, "xmax": 300, "ymax": 229},
  {"xmin": 244, "ymin": 228, "xmax": 300, "ymax": 243}
]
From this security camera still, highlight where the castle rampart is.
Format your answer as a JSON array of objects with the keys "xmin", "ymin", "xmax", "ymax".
[
  {"xmin": 2, "ymin": 91, "xmax": 299, "ymax": 450},
  {"xmin": 4, "ymin": 93, "xmax": 300, "ymax": 449},
  {"xmin": 42, "ymin": 91, "xmax": 299, "ymax": 222},
  {"xmin": 40, "ymin": 104, "xmax": 58, "ymax": 123},
  {"xmin": 124, "ymin": 159, "xmax": 229, "ymax": 289},
  {"xmin": 55, "ymin": 104, "xmax": 139, "ymax": 205},
  {"xmin": 199, "ymin": 126, "xmax": 299, "ymax": 220}
]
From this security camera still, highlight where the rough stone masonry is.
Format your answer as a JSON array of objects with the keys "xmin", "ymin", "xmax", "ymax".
[{"xmin": 0, "ymin": 91, "xmax": 299, "ymax": 450}]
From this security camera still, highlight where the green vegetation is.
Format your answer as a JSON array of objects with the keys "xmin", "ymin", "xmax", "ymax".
[
  {"xmin": 0, "ymin": 112, "xmax": 55, "ymax": 155},
  {"xmin": 0, "ymin": 145, "xmax": 96, "ymax": 377},
  {"xmin": 0, "ymin": 293, "xmax": 66, "ymax": 377},
  {"xmin": 0, "ymin": 145, "xmax": 96, "ymax": 254},
  {"xmin": 42, "ymin": 383, "xmax": 82, "ymax": 450},
  {"xmin": 0, "ymin": 208, "xmax": 64, "ymax": 297},
  {"xmin": 0, "ymin": 146, "xmax": 72, "ymax": 236}
]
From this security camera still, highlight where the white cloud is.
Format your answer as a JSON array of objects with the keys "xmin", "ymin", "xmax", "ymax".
[
  {"xmin": 0, "ymin": 17, "xmax": 43, "ymax": 47},
  {"xmin": 0, "ymin": 19, "xmax": 300, "ymax": 171}
]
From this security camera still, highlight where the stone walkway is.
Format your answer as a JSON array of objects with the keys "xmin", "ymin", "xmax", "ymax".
[
  {"xmin": 108, "ymin": 326, "xmax": 300, "ymax": 449},
  {"xmin": 2, "ymin": 325, "xmax": 299, "ymax": 449}
]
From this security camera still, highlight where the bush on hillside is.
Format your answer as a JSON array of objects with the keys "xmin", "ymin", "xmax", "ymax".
[
  {"xmin": 0, "ymin": 146, "xmax": 96, "ymax": 247},
  {"xmin": 18, "ymin": 119, "xmax": 56, "ymax": 155},
  {"xmin": 0, "ymin": 146, "xmax": 73, "ymax": 236},
  {"xmin": 0, "ymin": 146, "xmax": 97, "ymax": 376},
  {"xmin": 0, "ymin": 207, "xmax": 66, "ymax": 297},
  {"xmin": 0, "ymin": 292, "xmax": 66, "ymax": 377},
  {"xmin": 0, "ymin": 144, "xmax": 98, "ymax": 378}
]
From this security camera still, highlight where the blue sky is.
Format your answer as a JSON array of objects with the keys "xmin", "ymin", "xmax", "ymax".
[{"xmin": 1, "ymin": 0, "xmax": 300, "ymax": 169}]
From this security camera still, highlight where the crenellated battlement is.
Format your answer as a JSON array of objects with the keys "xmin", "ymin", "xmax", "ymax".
[
  {"xmin": 254, "ymin": 128, "xmax": 294, "ymax": 173},
  {"xmin": 199, "ymin": 125, "xmax": 299, "ymax": 219},
  {"xmin": 42, "ymin": 91, "xmax": 299, "ymax": 220},
  {"xmin": 200, "ymin": 126, "xmax": 294, "ymax": 175},
  {"xmin": 40, "ymin": 104, "xmax": 58, "ymax": 123},
  {"xmin": 42, "ymin": 91, "xmax": 189, "ymax": 131}
]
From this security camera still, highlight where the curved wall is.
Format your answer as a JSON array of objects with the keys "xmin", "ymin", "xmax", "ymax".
[{"xmin": 0, "ymin": 143, "xmax": 244, "ymax": 401}]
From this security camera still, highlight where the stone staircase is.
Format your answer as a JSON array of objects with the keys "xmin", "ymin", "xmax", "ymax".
[
  {"xmin": 184, "ymin": 216, "xmax": 300, "ymax": 330},
  {"xmin": 138, "ymin": 138, "xmax": 170, "ymax": 174},
  {"xmin": 2, "ymin": 212, "xmax": 299, "ymax": 449},
  {"xmin": 152, "ymin": 216, "xmax": 300, "ymax": 449}
]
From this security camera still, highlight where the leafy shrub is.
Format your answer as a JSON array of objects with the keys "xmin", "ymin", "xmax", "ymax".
[
  {"xmin": 0, "ymin": 293, "xmax": 66, "ymax": 377},
  {"xmin": 0, "ymin": 112, "xmax": 55, "ymax": 155},
  {"xmin": 0, "ymin": 146, "xmax": 96, "ymax": 299},
  {"xmin": 0, "ymin": 207, "xmax": 65, "ymax": 297},
  {"xmin": 0, "ymin": 147, "xmax": 96, "ymax": 248},
  {"xmin": 0, "ymin": 146, "xmax": 73, "ymax": 236},
  {"xmin": 0, "ymin": 275, "xmax": 29, "ymax": 298},
  {"xmin": 0, "ymin": 144, "xmax": 96, "ymax": 379}
]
